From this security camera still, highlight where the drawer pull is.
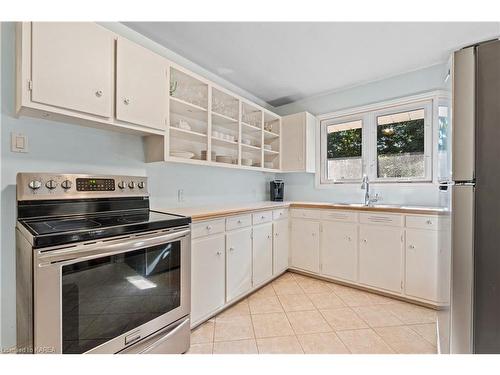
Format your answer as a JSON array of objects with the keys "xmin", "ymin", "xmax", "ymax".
[
  {"xmin": 261, "ymin": 215, "xmax": 265, "ymax": 219},
  {"xmin": 426, "ymin": 220, "xmax": 433, "ymax": 225},
  {"xmin": 346, "ymin": 236, "xmax": 352, "ymax": 242},
  {"xmin": 216, "ymin": 251, "xmax": 222, "ymax": 256},
  {"xmin": 267, "ymin": 235, "xmax": 272, "ymax": 240},
  {"xmin": 275, "ymin": 233, "xmax": 279, "ymax": 237},
  {"xmin": 206, "ymin": 225, "xmax": 212, "ymax": 230},
  {"xmin": 362, "ymin": 239, "xmax": 367, "ymax": 243},
  {"xmin": 229, "ymin": 247, "xmax": 235, "ymax": 252},
  {"xmin": 237, "ymin": 220, "xmax": 242, "ymax": 224},
  {"xmin": 409, "ymin": 244, "xmax": 415, "ymax": 249}
]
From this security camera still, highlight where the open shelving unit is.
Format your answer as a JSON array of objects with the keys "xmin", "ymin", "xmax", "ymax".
[{"xmin": 145, "ymin": 62, "xmax": 282, "ymax": 172}]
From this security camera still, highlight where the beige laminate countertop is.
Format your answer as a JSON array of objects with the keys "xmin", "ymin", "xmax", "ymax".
[{"xmin": 154, "ymin": 201, "xmax": 447, "ymax": 221}]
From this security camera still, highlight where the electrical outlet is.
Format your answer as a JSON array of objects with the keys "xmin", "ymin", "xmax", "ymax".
[
  {"xmin": 177, "ymin": 189, "xmax": 184, "ymax": 202},
  {"xmin": 11, "ymin": 133, "xmax": 28, "ymax": 153}
]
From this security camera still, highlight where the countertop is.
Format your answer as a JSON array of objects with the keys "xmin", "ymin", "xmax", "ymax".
[{"xmin": 154, "ymin": 201, "xmax": 447, "ymax": 221}]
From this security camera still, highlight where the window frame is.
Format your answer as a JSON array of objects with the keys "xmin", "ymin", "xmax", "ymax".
[
  {"xmin": 320, "ymin": 114, "xmax": 368, "ymax": 184},
  {"xmin": 370, "ymin": 100, "xmax": 433, "ymax": 183},
  {"xmin": 317, "ymin": 92, "xmax": 442, "ymax": 187}
]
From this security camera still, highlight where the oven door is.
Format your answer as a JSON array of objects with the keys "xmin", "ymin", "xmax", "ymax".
[{"xmin": 33, "ymin": 227, "xmax": 190, "ymax": 354}]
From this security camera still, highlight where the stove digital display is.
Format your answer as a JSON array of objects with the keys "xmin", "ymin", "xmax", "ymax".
[{"xmin": 76, "ymin": 178, "xmax": 115, "ymax": 192}]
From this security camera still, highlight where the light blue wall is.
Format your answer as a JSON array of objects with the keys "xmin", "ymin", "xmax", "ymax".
[
  {"xmin": 275, "ymin": 64, "xmax": 448, "ymax": 206},
  {"xmin": 0, "ymin": 22, "xmax": 275, "ymax": 349}
]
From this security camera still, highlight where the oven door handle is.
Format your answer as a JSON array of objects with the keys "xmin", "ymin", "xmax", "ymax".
[{"xmin": 37, "ymin": 228, "xmax": 190, "ymax": 266}]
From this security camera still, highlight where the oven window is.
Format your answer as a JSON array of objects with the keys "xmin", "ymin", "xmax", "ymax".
[{"xmin": 61, "ymin": 241, "xmax": 181, "ymax": 354}]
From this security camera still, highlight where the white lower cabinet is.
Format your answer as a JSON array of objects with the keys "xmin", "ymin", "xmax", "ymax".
[
  {"xmin": 359, "ymin": 224, "xmax": 403, "ymax": 293},
  {"xmin": 226, "ymin": 227, "xmax": 253, "ymax": 302},
  {"xmin": 291, "ymin": 219, "xmax": 320, "ymax": 273},
  {"xmin": 321, "ymin": 221, "xmax": 358, "ymax": 282},
  {"xmin": 405, "ymin": 228, "xmax": 439, "ymax": 301},
  {"xmin": 191, "ymin": 234, "xmax": 226, "ymax": 324},
  {"xmin": 273, "ymin": 219, "xmax": 289, "ymax": 275},
  {"xmin": 252, "ymin": 223, "xmax": 273, "ymax": 286}
]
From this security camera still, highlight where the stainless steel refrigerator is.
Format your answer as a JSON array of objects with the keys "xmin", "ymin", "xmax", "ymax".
[{"xmin": 438, "ymin": 39, "xmax": 500, "ymax": 354}]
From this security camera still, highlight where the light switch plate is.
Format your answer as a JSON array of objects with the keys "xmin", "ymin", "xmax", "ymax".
[{"xmin": 11, "ymin": 133, "xmax": 28, "ymax": 153}]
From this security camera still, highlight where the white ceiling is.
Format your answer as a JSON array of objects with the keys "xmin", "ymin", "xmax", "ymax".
[{"xmin": 124, "ymin": 22, "xmax": 499, "ymax": 107}]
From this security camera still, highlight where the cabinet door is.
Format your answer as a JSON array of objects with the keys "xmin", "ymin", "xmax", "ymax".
[
  {"xmin": 273, "ymin": 219, "xmax": 289, "ymax": 274},
  {"xmin": 359, "ymin": 225, "xmax": 403, "ymax": 293},
  {"xmin": 405, "ymin": 229, "xmax": 439, "ymax": 301},
  {"xmin": 191, "ymin": 234, "xmax": 226, "ymax": 324},
  {"xmin": 226, "ymin": 228, "xmax": 252, "ymax": 302},
  {"xmin": 291, "ymin": 219, "xmax": 320, "ymax": 273},
  {"xmin": 281, "ymin": 113, "xmax": 305, "ymax": 171},
  {"xmin": 321, "ymin": 221, "xmax": 358, "ymax": 282},
  {"xmin": 253, "ymin": 223, "xmax": 273, "ymax": 286},
  {"xmin": 31, "ymin": 22, "xmax": 114, "ymax": 117},
  {"xmin": 116, "ymin": 37, "xmax": 168, "ymax": 130}
]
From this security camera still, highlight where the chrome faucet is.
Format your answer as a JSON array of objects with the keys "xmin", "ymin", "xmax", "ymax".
[{"xmin": 361, "ymin": 175, "xmax": 380, "ymax": 206}]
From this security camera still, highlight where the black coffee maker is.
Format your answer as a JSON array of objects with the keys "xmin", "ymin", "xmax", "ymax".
[{"xmin": 270, "ymin": 179, "xmax": 284, "ymax": 201}]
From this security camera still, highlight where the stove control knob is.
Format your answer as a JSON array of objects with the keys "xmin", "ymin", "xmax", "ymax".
[
  {"xmin": 28, "ymin": 180, "xmax": 42, "ymax": 190},
  {"xmin": 128, "ymin": 181, "xmax": 136, "ymax": 189},
  {"xmin": 137, "ymin": 181, "xmax": 145, "ymax": 189},
  {"xmin": 45, "ymin": 180, "xmax": 58, "ymax": 190},
  {"xmin": 118, "ymin": 181, "xmax": 126, "ymax": 190},
  {"xmin": 61, "ymin": 180, "xmax": 72, "ymax": 190}
]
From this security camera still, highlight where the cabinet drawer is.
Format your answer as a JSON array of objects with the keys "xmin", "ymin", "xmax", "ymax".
[
  {"xmin": 359, "ymin": 212, "xmax": 403, "ymax": 227},
  {"xmin": 226, "ymin": 214, "xmax": 252, "ymax": 231},
  {"xmin": 405, "ymin": 215, "xmax": 439, "ymax": 230},
  {"xmin": 192, "ymin": 219, "xmax": 225, "ymax": 239},
  {"xmin": 252, "ymin": 211, "xmax": 273, "ymax": 225},
  {"xmin": 290, "ymin": 209, "xmax": 321, "ymax": 220},
  {"xmin": 321, "ymin": 210, "xmax": 358, "ymax": 223},
  {"xmin": 273, "ymin": 209, "xmax": 289, "ymax": 220}
]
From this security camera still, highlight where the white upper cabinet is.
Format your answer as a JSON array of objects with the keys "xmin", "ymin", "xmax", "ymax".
[
  {"xmin": 116, "ymin": 37, "xmax": 168, "ymax": 130},
  {"xmin": 30, "ymin": 22, "xmax": 114, "ymax": 118},
  {"xmin": 291, "ymin": 219, "xmax": 320, "ymax": 273},
  {"xmin": 359, "ymin": 224, "xmax": 403, "ymax": 293},
  {"xmin": 321, "ymin": 221, "xmax": 358, "ymax": 282},
  {"xmin": 252, "ymin": 223, "xmax": 273, "ymax": 286},
  {"xmin": 281, "ymin": 112, "xmax": 316, "ymax": 172}
]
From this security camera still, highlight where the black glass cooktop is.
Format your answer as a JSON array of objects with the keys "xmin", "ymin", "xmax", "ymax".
[{"xmin": 19, "ymin": 210, "xmax": 190, "ymax": 248}]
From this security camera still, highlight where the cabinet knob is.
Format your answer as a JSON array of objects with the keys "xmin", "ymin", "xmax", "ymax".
[
  {"xmin": 362, "ymin": 239, "xmax": 367, "ymax": 243},
  {"xmin": 95, "ymin": 90, "xmax": 103, "ymax": 97},
  {"xmin": 206, "ymin": 225, "xmax": 212, "ymax": 230},
  {"xmin": 409, "ymin": 244, "xmax": 415, "ymax": 249},
  {"xmin": 216, "ymin": 251, "xmax": 222, "ymax": 256},
  {"xmin": 261, "ymin": 215, "xmax": 265, "ymax": 219},
  {"xmin": 267, "ymin": 235, "xmax": 272, "ymax": 240},
  {"xmin": 426, "ymin": 220, "xmax": 433, "ymax": 225},
  {"xmin": 275, "ymin": 232, "xmax": 279, "ymax": 237},
  {"xmin": 237, "ymin": 220, "xmax": 242, "ymax": 224},
  {"xmin": 124, "ymin": 98, "xmax": 130, "ymax": 105},
  {"xmin": 346, "ymin": 236, "xmax": 352, "ymax": 241},
  {"xmin": 229, "ymin": 247, "xmax": 235, "ymax": 252}
]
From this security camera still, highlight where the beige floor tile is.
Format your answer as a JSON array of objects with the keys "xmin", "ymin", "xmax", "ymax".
[
  {"xmin": 187, "ymin": 343, "xmax": 213, "ymax": 354},
  {"xmin": 272, "ymin": 279, "xmax": 304, "ymax": 295},
  {"xmin": 286, "ymin": 310, "xmax": 332, "ymax": 334},
  {"xmin": 384, "ymin": 302, "xmax": 436, "ymax": 325},
  {"xmin": 191, "ymin": 320, "xmax": 215, "ymax": 344},
  {"xmin": 367, "ymin": 292, "xmax": 397, "ymax": 304},
  {"xmin": 248, "ymin": 295, "xmax": 284, "ymax": 314},
  {"xmin": 249, "ymin": 283, "xmax": 276, "ymax": 299},
  {"xmin": 297, "ymin": 332, "xmax": 350, "ymax": 354},
  {"xmin": 214, "ymin": 315, "xmax": 255, "ymax": 342},
  {"xmin": 336, "ymin": 329, "xmax": 394, "ymax": 354},
  {"xmin": 352, "ymin": 305, "xmax": 404, "ymax": 328},
  {"xmin": 333, "ymin": 288, "xmax": 377, "ymax": 307},
  {"xmin": 257, "ymin": 336, "xmax": 304, "ymax": 354},
  {"xmin": 296, "ymin": 278, "xmax": 332, "ymax": 294},
  {"xmin": 275, "ymin": 272, "xmax": 295, "ymax": 282},
  {"xmin": 320, "ymin": 307, "xmax": 369, "ymax": 331},
  {"xmin": 217, "ymin": 299, "xmax": 250, "ymax": 318},
  {"xmin": 213, "ymin": 339, "xmax": 258, "ymax": 354},
  {"xmin": 374, "ymin": 326, "xmax": 437, "ymax": 354},
  {"xmin": 277, "ymin": 293, "xmax": 315, "ymax": 312},
  {"xmin": 408, "ymin": 323, "xmax": 437, "ymax": 346},
  {"xmin": 251, "ymin": 312, "xmax": 294, "ymax": 338},
  {"xmin": 308, "ymin": 292, "xmax": 346, "ymax": 309}
]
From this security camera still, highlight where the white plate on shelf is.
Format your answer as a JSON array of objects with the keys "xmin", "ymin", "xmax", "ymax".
[
  {"xmin": 263, "ymin": 144, "xmax": 272, "ymax": 150},
  {"xmin": 171, "ymin": 151, "xmax": 195, "ymax": 159},
  {"xmin": 241, "ymin": 158, "xmax": 253, "ymax": 166}
]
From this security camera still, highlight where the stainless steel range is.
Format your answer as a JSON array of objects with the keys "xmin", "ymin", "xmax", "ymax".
[{"xmin": 15, "ymin": 173, "xmax": 191, "ymax": 354}]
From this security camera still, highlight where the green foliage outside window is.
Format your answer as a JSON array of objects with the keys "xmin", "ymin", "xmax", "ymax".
[
  {"xmin": 377, "ymin": 119, "xmax": 424, "ymax": 155},
  {"xmin": 327, "ymin": 128, "xmax": 362, "ymax": 159}
]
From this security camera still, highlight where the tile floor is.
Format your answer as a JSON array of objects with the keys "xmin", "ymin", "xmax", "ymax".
[{"xmin": 188, "ymin": 272, "xmax": 437, "ymax": 354}]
